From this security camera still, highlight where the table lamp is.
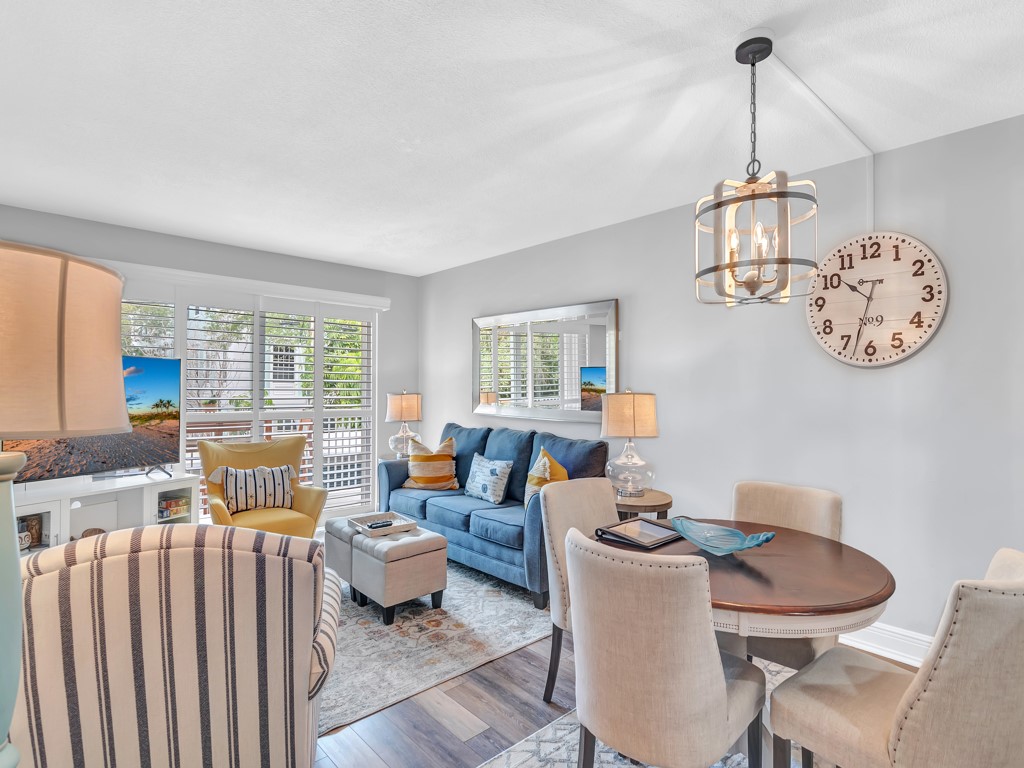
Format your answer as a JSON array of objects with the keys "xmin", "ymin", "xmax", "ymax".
[
  {"xmin": 0, "ymin": 242, "xmax": 130, "ymax": 767},
  {"xmin": 385, "ymin": 391, "xmax": 422, "ymax": 458},
  {"xmin": 600, "ymin": 391, "xmax": 658, "ymax": 497}
]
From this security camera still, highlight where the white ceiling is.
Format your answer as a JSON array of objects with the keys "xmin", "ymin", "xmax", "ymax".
[{"xmin": 2, "ymin": 1, "xmax": 1023, "ymax": 276}]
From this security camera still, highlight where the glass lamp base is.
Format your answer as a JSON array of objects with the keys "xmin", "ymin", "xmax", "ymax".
[
  {"xmin": 388, "ymin": 423, "xmax": 420, "ymax": 459},
  {"xmin": 606, "ymin": 439, "xmax": 654, "ymax": 498}
]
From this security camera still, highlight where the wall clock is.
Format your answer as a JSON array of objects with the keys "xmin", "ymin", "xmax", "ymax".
[{"xmin": 806, "ymin": 232, "xmax": 947, "ymax": 367}]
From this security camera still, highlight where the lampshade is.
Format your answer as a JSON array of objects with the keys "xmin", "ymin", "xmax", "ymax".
[
  {"xmin": 0, "ymin": 242, "xmax": 131, "ymax": 437},
  {"xmin": 385, "ymin": 392, "xmax": 422, "ymax": 423},
  {"xmin": 600, "ymin": 392, "xmax": 658, "ymax": 439},
  {"xmin": 0, "ymin": 242, "xmax": 130, "ymax": 768},
  {"xmin": 479, "ymin": 391, "xmax": 498, "ymax": 405}
]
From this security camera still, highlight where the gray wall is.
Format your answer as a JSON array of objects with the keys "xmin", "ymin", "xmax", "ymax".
[
  {"xmin": 420, "ymin": 114, "xmax": 1024, "ymax": 637},
  {"xmin": 0, "ymin": 204, "xmax": 421, "ymax": 458}
]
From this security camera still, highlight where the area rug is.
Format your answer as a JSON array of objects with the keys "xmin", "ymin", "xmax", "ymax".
[
  {"xmin": 475, "ymin": 661, "xmax": 832, "ymax": 768},
  {"xmin": 318, "ymin": 562, "xmax": 552, "ymax": 734}
]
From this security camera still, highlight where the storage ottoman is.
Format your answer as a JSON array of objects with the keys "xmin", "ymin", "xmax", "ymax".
[{"xmin": 325, "ymin": 518, "xmax": 447, "ymax": 625}]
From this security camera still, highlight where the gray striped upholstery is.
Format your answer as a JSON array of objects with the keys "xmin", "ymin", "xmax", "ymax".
[{"xmin": 11, "ymin": 524, "xmax": 340, "ymax": 768}]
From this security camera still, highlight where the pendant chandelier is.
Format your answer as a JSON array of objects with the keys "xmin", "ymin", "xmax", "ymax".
[{"xmin": 695, "ymin": 33, "xmax": 818, "ymax": 305}]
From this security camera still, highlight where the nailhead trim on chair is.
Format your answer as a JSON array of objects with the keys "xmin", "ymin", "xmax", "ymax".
[{"xmin": 890, "ymin": 584, "xmax": 1024, "ymax": 763}]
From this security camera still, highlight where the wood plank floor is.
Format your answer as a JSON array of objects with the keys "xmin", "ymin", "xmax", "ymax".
[{"xmin": 316, "ymin": 634, "xmax": 576, "ymax": 768}]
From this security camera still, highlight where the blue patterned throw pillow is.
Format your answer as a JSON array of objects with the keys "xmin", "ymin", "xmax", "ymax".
[{"xmin": 465, "ymin": 453, "xmax": 514, "ymax": 504}]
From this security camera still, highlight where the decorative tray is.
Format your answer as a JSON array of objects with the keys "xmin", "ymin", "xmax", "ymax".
[
  {"xmin": 670, "ymin": 516, "xmax": 775, "ymax": 557},
  {"xmin": 348, "ymin": 511, "xmax": 418, "ymax": 537}
]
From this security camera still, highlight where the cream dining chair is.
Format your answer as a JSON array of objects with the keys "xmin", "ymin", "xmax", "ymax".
[
  {"xmin": 538, "ymin": 477, "xmax": 620, "ymax": 702},
  {"xmin": 770, "ymin": 547, "xmax": 1024, "ymax": 768},
  {"xmin": 565, "ymin": 527, "xmax": 766, "ymax": 768},
  {"xmin": 725, "ymin": 480, "xmax": 843, "ymax": 670}
]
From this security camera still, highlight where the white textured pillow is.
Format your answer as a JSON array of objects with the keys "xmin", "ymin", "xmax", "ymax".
[
  {"xmin": 208, "ymin": 464, "xmax": 297, "ymax": 513},
  {"xmin": 465, "ymin": 453, "xmax": 513, "ymax": 504}
]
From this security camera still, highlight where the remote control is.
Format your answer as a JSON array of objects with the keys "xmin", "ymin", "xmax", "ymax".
[{"xmin": 367, "ymin": 520, "xmax": 393, "ymax": 530}]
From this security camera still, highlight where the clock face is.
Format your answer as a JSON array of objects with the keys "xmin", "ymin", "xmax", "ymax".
[{"xmin": 806, "ymin": 232, "xmax": 947, "ymax": 367}]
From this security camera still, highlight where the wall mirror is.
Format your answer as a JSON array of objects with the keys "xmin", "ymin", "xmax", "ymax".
[{"xmin": 472, "ymin": 299, "xmax": 618, "ymax": 423}]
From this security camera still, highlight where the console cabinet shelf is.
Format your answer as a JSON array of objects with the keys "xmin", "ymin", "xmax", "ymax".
[{"xmin": 13, "ymin": 473, "xmax": 201, "ymax": 554}]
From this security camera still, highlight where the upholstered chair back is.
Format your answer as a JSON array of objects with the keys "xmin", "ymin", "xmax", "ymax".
[
  {"xmin": 199, "ymin": 434, "xmax": 307, "ymax": 503},
  {"xmin": 11, "ymin": 524, "xmax": 340, "ymax": 768},
  {"xmin": 733, "ymin": 480, "xmax": 841, "ymax": 540},
  {"xmin": 887, "ymin": 547, "xmax": 1024, "ymax": 766},
  {"xmin": 540, "ymin": 477, "xmax": 619, "ymax": 632},
  {"xmin": 565, "ymin": 528, "xmax": 734, "ymax": 767}
]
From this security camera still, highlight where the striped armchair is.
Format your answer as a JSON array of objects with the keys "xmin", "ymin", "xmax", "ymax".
[{"xmin": 11, "ymin": 524, "xmax": 341, "ymax": 768}]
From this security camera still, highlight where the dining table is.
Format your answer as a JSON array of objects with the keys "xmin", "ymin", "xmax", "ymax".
[{"xmin": 597, "ymin": 518, "xmax": 896, "ymax": 641}]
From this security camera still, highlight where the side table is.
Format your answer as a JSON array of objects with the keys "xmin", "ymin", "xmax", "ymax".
[{"xmin": 615, "ymin": 489, "xmax": 673, "ymax": 521}]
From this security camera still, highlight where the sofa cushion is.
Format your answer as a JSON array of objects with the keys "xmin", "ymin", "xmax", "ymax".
[
  {"xmin": 529, "ymin": 432, "xmax": 608, "ymax": 480},
  {"xmin": 484, "ymin": 427, "xmax": 536, "ymax": 502},
  {"xmin": 465, "ymin": 453, "xmax": 514, "ymax": 504},
  {"xmin": 441, "ymin": 423, "xmax": 492, "ymax": 489},
  {"xmin": 524, "ymin": 447, "xmax": 569, "ymax": 506},
  {"xmin": 470, "ymin": 506, "xmax": 526, "ymax": 550},
  {"xmin": 426, "ymin": 493, "xmax": 518, "ymax": 532},
  {"xmin": 403, "ymin": 437, "xmax": 459, "ymax": 490},
  {"xmin": 388, "ymin": 488, "xmax": 462, "ymax": 519}
]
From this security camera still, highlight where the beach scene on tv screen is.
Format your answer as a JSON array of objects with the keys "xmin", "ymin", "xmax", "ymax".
[
  {"xmin": 580, "ymin": 366, "xmax": 606, "ymax": 411},
  {"xmin": 6, "ymin": 355, "xmax": 181, "ymax": 482}
]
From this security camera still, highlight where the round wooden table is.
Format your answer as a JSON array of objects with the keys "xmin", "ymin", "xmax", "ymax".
[
  {"xmin": 615, "ymin": 489, "xmax": 673, "ymax": 521},
  {"xmin": 599, "ymin": 518, "xmax": 895, "ymax": 639}
]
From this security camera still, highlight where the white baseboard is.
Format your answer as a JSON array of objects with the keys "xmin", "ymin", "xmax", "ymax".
[{"xmin": 839, "ymin": 622, "xmax": 932, "ymax": 668}]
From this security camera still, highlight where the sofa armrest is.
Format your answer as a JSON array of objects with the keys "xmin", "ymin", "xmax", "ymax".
[
  {"xmin": 309, "ymin": 567, "xmax": 342, "ymax": 699},
  {"xmin": 523, "ymin": 493, "xmax": 549, "ymax": 595},
  {"xmin": 377, "ymin": 459, "xmax": 409, "ymax": 512},
  {"xmin": 292, "ymin": 484, "xmax": 328, "ymax": 527},
  {"xmin": 208, "ymin": 497, "xmax": 233, "ymax": 527}
]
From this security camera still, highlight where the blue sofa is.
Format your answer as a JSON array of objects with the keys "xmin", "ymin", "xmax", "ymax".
[{"xmin": 377, "ymin": 422, "xmax": 608, "ymax": 608}]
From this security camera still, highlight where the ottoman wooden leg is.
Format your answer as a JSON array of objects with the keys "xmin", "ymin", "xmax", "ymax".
[
  {"xmin": 383, "ymin": 605, "xmax": 396, "ymax": 625},
  {"xmin": 431, "ymin": 590, "xmax": 444, "ymax": 609}
]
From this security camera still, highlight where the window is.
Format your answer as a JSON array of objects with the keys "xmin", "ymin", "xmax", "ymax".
[
  {"xmin": 271, "ymin": 345, "xmax": 296, "ymax": 381},
  {"xmin": 120, "ymin": 299, "xmax": 376, "ymax": 518}
]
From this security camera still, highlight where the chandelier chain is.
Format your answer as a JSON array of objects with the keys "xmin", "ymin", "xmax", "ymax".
[{"xmin": 747, "ymin": 59, "xmax": 760, "ymax": 178}]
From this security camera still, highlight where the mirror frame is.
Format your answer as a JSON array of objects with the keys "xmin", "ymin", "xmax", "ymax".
[{"xmin": 472, "ymin": 299, "xmax": 618, "ymax": 423}]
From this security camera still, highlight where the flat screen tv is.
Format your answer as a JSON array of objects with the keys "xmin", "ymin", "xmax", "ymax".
[{"xmin": 4, "ymin": 355, "xmax": 182, "ymax": 483}]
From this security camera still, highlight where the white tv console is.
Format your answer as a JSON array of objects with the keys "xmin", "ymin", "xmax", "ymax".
[{"xmin": 12, "ymin": 471, "xmax": 201, "ymax": 554}]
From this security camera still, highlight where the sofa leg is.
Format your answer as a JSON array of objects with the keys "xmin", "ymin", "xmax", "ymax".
[
  {"xmin": 802, "ymin": 747, "xmax": 814, "ymax": 768},
  {"xmin": 431, "ymin": 589, "xmax": 444, "ymax": 609},
  {"xmin": 356, "ymin": 591, "xmax": 368, "ymax": 607},
  {"xmin": 382, "ymin": 605, "xmax": 396, "ymax": 625},
  {"xmin": 773, "ymin": 735, "xmax": 790, "ymax": 768},
  {"xmin": 350, "ymin": 586, "xmax": 360, "ymax": 603},
  {"xmin": 543, "ymin": 624, "xmax": 563, "ymax": 703},
  {"xmin": 532, "ymin": 591, "xmax": 549, "ymax": 610}
]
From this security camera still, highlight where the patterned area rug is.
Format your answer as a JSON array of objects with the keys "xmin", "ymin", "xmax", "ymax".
[
  {"xmin": 318, "ymin": 561, "xmax": 552, "ymax": 734},
  {"xmin": 475, "ymin": 661, "xmax": 835, "ymax": 768}
]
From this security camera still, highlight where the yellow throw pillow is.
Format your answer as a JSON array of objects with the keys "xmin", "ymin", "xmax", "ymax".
[
  {"xmin": 403, "ymin": 437, "xmax": 460, "ymax": 490},
  {"xmin": 524, "ymin": 447, "xmax": 569, "ymax": 505}
]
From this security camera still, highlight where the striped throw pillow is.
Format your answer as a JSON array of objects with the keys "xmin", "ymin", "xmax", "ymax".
[
  {"xmin": 209, "ymin": 464, "xmax": 297, "ymax": 513},
  {"xmin": 524, "ymin": 447, "xmax": 569, "ymax": 506},
  {"xmin": 465, "ymin": 453, "xmax": 513, "ymax": 504},
  {"xmin": 402, "ymin": 437, "xmax": 459, "ymax": 491}
]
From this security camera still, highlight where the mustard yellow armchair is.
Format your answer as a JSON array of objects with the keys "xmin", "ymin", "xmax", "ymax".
[{"xmin": 198, "ymin": 435, "xmax": 327, "ymax": 537}]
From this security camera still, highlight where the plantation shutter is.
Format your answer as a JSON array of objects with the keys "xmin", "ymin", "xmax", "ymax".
[
  {"xmin": 321, "ymin": 316, "xmax": 374, "ymax": 512},
  {"xmin": 121, "ymin": 301, "xmax": 175, "ymax": 358},
  {"xmin": 531, "ymin": 332, "xmax": 561, "ymax": 407},
  {"xmin": 497, "ymin": 328, "xmax": 528, "ymax": 405}
]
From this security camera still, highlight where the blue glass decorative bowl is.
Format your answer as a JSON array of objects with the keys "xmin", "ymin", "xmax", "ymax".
[{"xmin": 670, "ymin": 517, "xmax": 775, "ymax": 557}]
